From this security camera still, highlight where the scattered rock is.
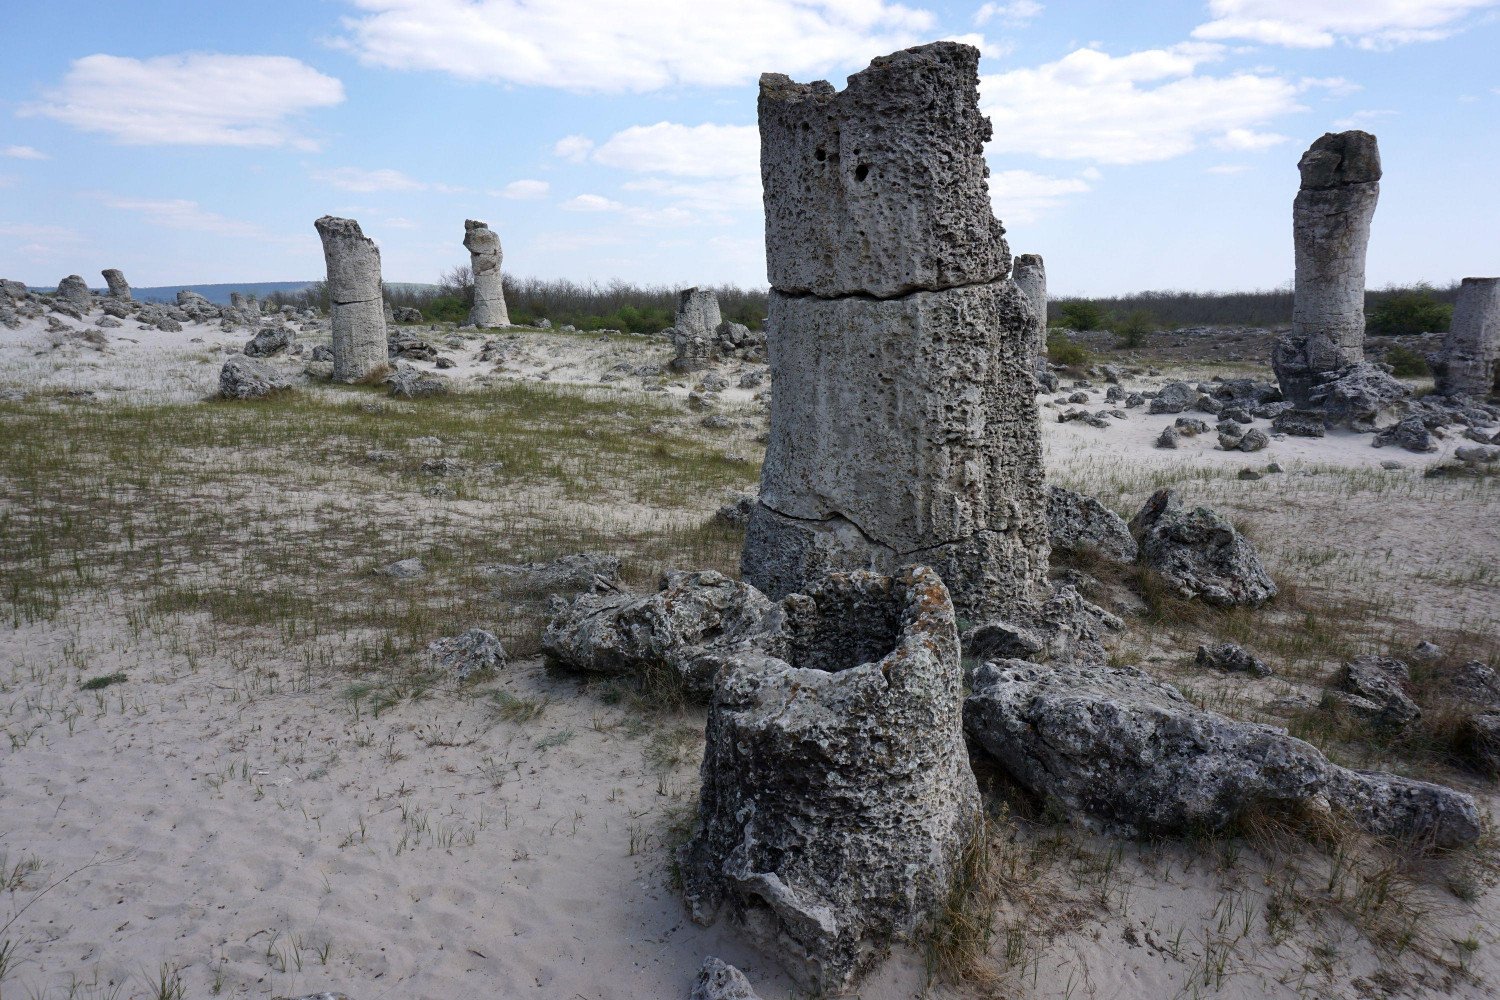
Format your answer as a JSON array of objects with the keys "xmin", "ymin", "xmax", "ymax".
[
  {"xmin": 244, "ymin": 327, "xmax": 296, "ymax": 358},
  {"xmin": 1324, "ymin": 768, "xmax": 1481, "ymax": 849},
  {"xmin": 482, "ymin": 553, "xmax": 621, "ymax": 595},
  {"xmin": 1196, "ymin": 642, "xmax": 1272, "ymax": 677},
  {"xmin": 378, "ymin": 558, "xmax": 426, "ymax": 579},
  {"xmin": 218, "ymin": 356, "xmax": 289, "ymax": 400},
  {"xmin": 385, "ymin": 364, "xmax": 449, "ymax": 398},
  {"xmin": 428, "ymin": 628, "xmax": 506, "ymax": 680},
  {"xmin": 1129, "ymin": 489, "xmax": 1277, "ymax": 606},
  {"xmin": 690, "ymin": 958, "xmax": 762, "ymax": 1000},
  {"xmin": 420, "ymin": 457, "xmax": 468, "ymax": 476},
  {"xmin": 1329, "ymin": 655, "xmax": 1420, "ymax": 730},
  {"xmin": 1046, "ymin": 485, "xmax": 1138, "ymax": 562},
  {"xmin": 1237, "ymin": 428, "xmax": 1270, "ymax": 452},
  {"xmin": 1372, "ymin": 416, "xmax": 1436, "ymax": 453},
  {"xmin": 1147, "ymin": 381, "xmax": 1196, "ymax": 414}
]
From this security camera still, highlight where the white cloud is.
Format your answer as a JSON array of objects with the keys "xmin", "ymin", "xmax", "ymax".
[
  {"xmin": 1332, "ymin": 109, "xmax": 1399, "ymax": 129},
  {"xmin": 975, "ymin": 1, "xmax": 1043, "ymax": 27},
  {"xmin": 499, "ymin": 179, "xmax": 550, "ymax": 200},
  {"xmin": 1193, "ymin": 1, "xmax": 1500, "ymax": 49},
  {"xmin": 554, "ymin": 135, "xmax": 595, "ymax": 163},
  {"xmin": 1206, "ymin": 163, "xmax": 1253, "ymax": 174},
  {"xmin": 1215, "ymin": 127, "xmax": 1288, "ymax": 150},
  {"xmin": 988, "ymin": 169, "xmax": 1091, "ymax": 223},
  {"xmin": 3, "ymin": 145, "xmax": 48, "ymax": 160},
  {"xmin": 25, "ymin": 54, "xmax": 344, "ymax": 147},
  {"xmin": 99, "ymin": 197, "xmax": 264, "ymax": 237},
  {"xmin": 313, "ymin": 167, "xmax": 424, "ymax": 192},
  {"xmin": 981, "ymin": 43, "xmax": 1305, "ymax": 164},
  {"xmin": 592, "ymin": 123, "xmax": 759, "ymax": 178},
  {"xmin": 336, "ymin": 0, "xmax": 939, "ymax": 92},
  {"xmin": 562, "ymin": 194, "xmax": 624, "ymax": 212}
]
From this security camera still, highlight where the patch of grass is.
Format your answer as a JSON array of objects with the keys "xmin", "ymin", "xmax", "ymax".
[
  {"xmin": 927, "ymin": 814, "xmax": 1004, "ymax": 994},
  {"xmin": 80, "ymin": 671, "xmax": 128, "ymax": 691},
  {"xmin": 487, "ymin": 689, "xmax": 547, "ymax": 724}
]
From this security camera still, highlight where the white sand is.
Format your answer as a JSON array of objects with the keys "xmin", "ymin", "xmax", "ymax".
[{"xmin": 3, "ymin": 314, "xmax": 1497, "ymax": 1000}]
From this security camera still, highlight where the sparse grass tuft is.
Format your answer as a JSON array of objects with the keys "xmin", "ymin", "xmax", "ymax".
[{"xmin": 80, "ymin": 672, "xmax": 128, "ymax": 691}]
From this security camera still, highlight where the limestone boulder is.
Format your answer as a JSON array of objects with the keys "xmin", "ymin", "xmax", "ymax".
[
  {"xmin": 1324, "ymin": 768, "xmax": 1481, "ymax": 849},
  {"xmin": 244, "ymin": 327, "xmax": 296, "ymax": 358},
  {"xmin": 218, "ymin": 356, "xmax": 289, "ymax": 400},
  {"xmin": 690, "ymin": 959, "xmax": 762, "ymax": 1000},
  {"xmin": 1046, "ymin": 485, "xmax": 1137, "ymax": 562},
  {"xmin": 680, "ymin": 567, "xmax": 979, "ymax": 993},
  {"xmin": 482, "ymin": 552, "xmax": 621, "ymax": 595},
  {"xmin": 1373, "ymin": 416, "xmax": 1436, "ymax": 453},
  {"xmin": 1197, "ymin": 642, "xmax": 1272, "ymax": 677},
  {"xmin": 1129, "ymin": 489, "xmax": 1277, "ymax": 607},
  {"xmin": 428, "ymin": 628, "xmax": 506, "ymax": 680}
]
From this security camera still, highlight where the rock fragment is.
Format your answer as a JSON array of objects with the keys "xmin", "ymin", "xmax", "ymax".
[
  {"xmin": 1129, "ymin": 489, "xmax": 1276, "ymax": 606},
  {"xmin": 1046, "ymin": 485, "xmax": 1137, "ymax": 562},
  {"xmin": 218, "ymin": 356, "xmax": 289, "ymax": 400},
  {"xmin": 690, "ymin": 958, "xmax": 762, "ymax": 1000},
  {"xmin": 1196, "ymin": 642, "xmax": 1272, "ymax": 677},
  {"xmin": 428, "ymin": 628, "xmax": 507, "ymax": 680}
]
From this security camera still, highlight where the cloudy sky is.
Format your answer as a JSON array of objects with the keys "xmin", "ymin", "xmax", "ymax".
[{"xmin": 2, "ymin": 0, "xmax": 1497, "ymax": 294}]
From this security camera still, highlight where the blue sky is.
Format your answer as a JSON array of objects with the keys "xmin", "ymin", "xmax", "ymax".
[{"xmin": 1, "ymin": 0, "xmax": 1497, "ymax": 295}]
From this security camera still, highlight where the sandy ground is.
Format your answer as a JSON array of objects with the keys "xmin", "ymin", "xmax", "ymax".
[{"xmin": 2, "ymin": 311, "xmax": 1498, "ymax": 1000}]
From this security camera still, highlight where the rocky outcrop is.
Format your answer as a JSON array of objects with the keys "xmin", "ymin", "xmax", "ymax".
[
  {"xmin": 244, "ymin": 327, "xmax": 296, "ymax": 357},
  {"xmin": 315, "ymin": 216, "xmax": 387, "ymax": 382},
  {"xmin": 101, "ymin": 269, "xmax": 131, "ymax": 300},
  {"xmin": 384, "ymin": 363, "xmax": 448, "ymax": 398},
  {"xmin": 680, "ymin": 567, "xmax": 979, "ymax": 993},
  {"xmin": 56, "ymin": 275, "xmax": 91, "ymax": 309},
  {"xmin": 1046, "ymin": 485, "xmax": 1137, "ymax": 562},
  {"xmin": 962, "ymin": 584, "xmax": 1122, "ymax": 665},
  {"xmin": 966, "ymin": 659, "xmax": 1481, "ymax": 847},
  {"xmin": 218, "ymin": 355, "xmax": 289, "ymax": 400},
  {"xmin": 1327, "ymin": 655, "xmax": 1421, "ymax": 730},
  {"xmin": 1372, "ymin": 415, "xmax": 1437, "ymax": 453},
  {"xmin": 1433, "ymin": 277, "xmax": 1499, "ymax": 399},
  {"xmin": 743, "ymin": 44, "xmax": 1046, "ymax": 624},
  {"xmin": 667, "ymin": 289, "xmax": 766, "ymax": 370},
  {"xmin": 464, "ymin": 219, "xmax": 510, "ymax": 328},
  {"xmin": 690, "ymin": 959, "xmax": 762, "ymax": 1000},
  {"xmin": 1275, "ymin": 131, "xmax": 1381, "ymax": 408},
  {"xmin": 1309, "ymin": 361, "xmax": 1408, "ymax": 431},
  {"xmin": 427, "ymin": 628, "xmax": 507, "ymax": 680},
  {"xmin": 1129, "ymin": 489, "xmax": 1277, "ymax": 607},
  {"xmin": 543, "ymin": 570, "xmax": 786, "ymax": 694}
]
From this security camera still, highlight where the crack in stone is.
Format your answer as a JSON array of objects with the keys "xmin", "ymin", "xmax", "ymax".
[{"xmin": 770, "ymin": 274, "xmax": 1009, "ymax": 304}]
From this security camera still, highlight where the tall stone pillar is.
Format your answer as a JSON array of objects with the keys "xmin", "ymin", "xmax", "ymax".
[
  {"xmin": 741, "ymin": 42, "xmax": 1049, "ymax": 622},
  {"xmin": 1274, "ymin": 131, "xmax": 1381, "ymax": 407},
  {"xmin": 1434, "ymin": 277, "xmax": 1500, "ymax": 398},
  {"xmin": 1013, "ymin": 253, "xmax": 1047, "ymax": 361},
  {"xmin": 463, "ymin": 219, "xmax": 510, "ymax": 328},
  {"xmin": 101, "ymin": 269, "xmax": 131, "ymax": 300},
  {"xmin": 315, "ymin": 216, "xmax": 388, "ymax": 383}
]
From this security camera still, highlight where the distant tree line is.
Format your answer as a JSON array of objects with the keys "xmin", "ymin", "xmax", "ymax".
[{"xmin": 266, "ymin": 271, "xmax": 768, "ymax": 333}]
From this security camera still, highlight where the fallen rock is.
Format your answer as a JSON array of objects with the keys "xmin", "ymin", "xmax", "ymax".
[
  {"xmin": 1197, "ymin": 642, "xmax": 1272, "ymax": 677},
  {"xmin": 1329, "ymin": 655, "xmax": 1420, "ymax": 730},
  {"xmin": 1237, "ymin": 428, "xmax": 1270, "ymax": 452},
  {"xmin": 1148, "ymin": 381, "xmax": 1197, "ymax": 414},
  {"xmin": 1129, "ymin": 489, "xmax": 1277, "ymax": 607},
  {"xmin": 963, "ymin": 585, "xmax": 1122, "ymax": 665},
  {"xmin": 428, "ymin": 628, "xmax": 506, "ymax": 680},
  {"xmin": 679, "ymin": 567, "xmax": 978, "ymax": 993},
  {"xmin": 1046, "ymin": 485, "xmax": 1138, "ymax": 562},
  {"xmin": 385, "ymin": 364, "xmax": 449, "ymax": 398},
  {"xmin": 378, "ymin": 558, "xmax": 426, "ymax": 579},
  {"xmin": 543, "ymin": 570, "xmax": 785, "ymax": 695},
  {"xmin": 690, "ymin": 958, "xmax": 762, "ymax": 1000},
  {"xmin": 1324, "ymin": 768, "xmax": 1481, "ymax": 849},
  {"xmin": 714, "ymin": 493, "xmax": 757, "ymax": 527},
  {"xmin": 1271, "ymin": 409, "xmax": 1327, "ymax": 437},
  {"xmin": 244, "ymin": 326, "xmax": 296, "ymax": 357},
  {"xmin": 218, "ymin": 356, "xmax": 289, "ymax": 400},
  {"xmin": 481, "ymin": 553, "xmax": 621, "ymax": 594},
  {"xmin": 1372, "ymin": 416, "xmax": 1436, "ymax": 453},
  {"xmin": 1155, "ymin": 426, "xmax": 1180, "ymax": 449}
]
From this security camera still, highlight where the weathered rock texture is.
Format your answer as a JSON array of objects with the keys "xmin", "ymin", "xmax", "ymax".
[
  {"xmin": 1434, "ymin": 277, "xmax": 1500, "ymax": 398},
  {"xmin": 1129, "ymin": 488, "xmax": 1277, "ymax": 607},
  {"xmin": 315, "ymin": 216, "xmax": 387, "ymax": 382},
  {"xmin": 966, "ymin": 659, "xmax": 1480, "ymax": 847},
  {"xmin": 56, "ymin": 275, "xmax": 91, "ymax": 309},
  {"xmin": 690, "ymin": 958, "xmax": 763, "ymax": 1000},
  {"xmin": 1046, "ymin": 485, "xmax": 1137, "ymax": 562},
  {"xmin": 743, "ymin": 43, "xmax": 1046, "ymax": 623},
  {"xmin": 680, "ymin": 567, "xmax": 979, "ymax": 993},
  {"xmin": 1013, "ymin": 253, "xmax": 1048, "ymax": 364},
  {"xmin": 101, "ymin": 269, "xmax": 131, "ymax": 300},
  {"xmin": 463, "ymin": 219, "xmax": 510, "ymax": 328},
  {"xmin": 1275, "ymin": 131, "xmax": 1381, "ymax": 408},
  {"xmin": 676, "ymin": 288, "xmax": 722, "ymax": 340},
  {"xmin": 219, "ymin": 356, "xmax": 289, "ymax": 400}
]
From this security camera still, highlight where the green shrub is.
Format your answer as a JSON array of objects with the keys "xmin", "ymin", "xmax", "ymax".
[
  {"xmin": 1383, "ymin": 343, "xmax": 1431, "ymax": 378},
  {"xmin": 1368, "ymin": 291, "xmax": 1452, "ymax": 336},
  {"xmin": 1112, "ymin": 310, "xmax": 1156, "ymax": 349},
  {"xmin": 1055, "ymin": 301, "xmax": 1107, "ymax": 332},
  {"xmin": 1047, "ymin": 331, "xmax": 1091, "ymax": 368},
  {"xmin": 420, "ymin": 296, "xmax": 469, "ymax": 324}
]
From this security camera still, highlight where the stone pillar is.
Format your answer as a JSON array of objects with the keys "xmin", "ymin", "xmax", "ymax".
[
  {"xmin": 1013, "ymin": 253, "xmax": 1047, "ymax": 360},
  {"xmin": 464, "ymin": 219, "xmax": 510, "ymax": 328},
  {"xmin": 101, "ymin": 269, "xmax": 131, "ymax": 300},
  {"xmin": 56, "ymin": 275, "xmax": 90, "ymax": 308},
  {"xmin": 742, "ymin": 41, "xmax": 1049, "ymax": 622},
  {"xmin": 1435, "ymin": 277, "xmax": 1500, "ymax": 398},
  {"xmin": 314, "ymin": 216, "xmax": 388, "ymax": 383},
  {"xmin": 680, "ymin": 566, "xmax": 980, "ymax": 993},
  {"xmin": 669, "ymin": 288, "xmax": 724, "ymax": 372},
  {"xmin": 1274, "ymin": 131, "xmax": 1381, "ymax": 407}
]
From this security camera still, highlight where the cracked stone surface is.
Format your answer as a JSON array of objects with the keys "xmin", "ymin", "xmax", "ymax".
[
  {"xmin": 464, "ymin": 219, "xmax": 510, "ymax": 328},
  {"xmin": 315, "ymin": 215, "xmax": 387, "ymax": 383},
  {"xmin": 679, "ymin": 566, "xmax": 979, "ymax": 994}
]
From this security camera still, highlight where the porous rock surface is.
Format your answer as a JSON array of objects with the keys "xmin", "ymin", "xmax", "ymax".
[
  {"xmin": 56, "ymin": 275, "xmax": 91, "ymax": 309},
  {"xmin": 218, "ymin": 355, "xmax": 289, "ymax": 400},
  {"xmin": 758, "ymin": 42, "xmax": 1008, "ymax": 298},
  {"xmin": 543, "ymin": 570, "xmax": 786, "ymax": 694},
  {"xmin": 1046, "ymin": 485, "xmax": 1138, "ymax": 562},
  {"xmin": 679, "ymin": 567, "xmax": 979, "ymax": 993},
  {"xmin": 1129, "ymin": 488, "xmax": 1277, "ymax": 607},
  {"xmin": 315, "ymin": 215, "xmax": 387, "ymax": 382},
  {"xmin": 463, "ymin": 219, "xmax": 510, "ymax": 328},
  {"xmin": 244, "ymin": 327, "xmax": 296, "ymax": 358},
  {"xmin": 690, "ymin": 958, "xmax": 762, "ymax": 1000},
  {"xmin": 1276, "ymin": 130, "xmax": 1381, "ymax": 408},
  {"xmin": 1197, "ymin": 642, "xmax": 1272, "ymax": 677},
  {"xmin": 966, "ymin": 659, "xmax": 1481, "ymax": 846},
  {"xmin": 1013, "ymin": 252, "xmax": 1048, "ymax": 366},
  {"xmin": 482, "ymin": 552, "xmax": 621, "ymax": 594},
  {"xmin": 101, "ymin": 268, "xmax": 131, "ymax": 300},
  {"xmin": 427, "ymin": 628, "xmax": 506, "ymax": 680},
  {"xmin": 1433, "ymin": 276, "xmax": 1499, "ymax": 398}
]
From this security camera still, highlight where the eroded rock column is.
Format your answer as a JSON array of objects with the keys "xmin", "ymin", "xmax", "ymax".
[
  {"xmin": 101, "ymin": 269, "xmax": 131, "ymax": 300},
  {"xmin": 463, "ymin": 219, "xmax": 509, "ymax": 328},
  {"xmin": 742, "ymin": 41, "xmax": 1049, "ymax": 621},
  {"xmin": 56, "ymin": 275, "xmax": 90, "ymax": 309},
  {"xmin": 1434, "ymin": 277, "xmax": 1500, "ymax": 398},
  {"xmin": 1274, "ymin": 131, "xmax": 1381, "ymax": 407},
  {"xmin": 1013, "ymin": 252, "xmax": 1047, "ymax": 360},
  {"xmin": 680, "ymin": 566, "xmax": 980, "ymax": 993},
  {"xmin": 315, "ymin": 215, "xmax": 387, "ymax": 383}
]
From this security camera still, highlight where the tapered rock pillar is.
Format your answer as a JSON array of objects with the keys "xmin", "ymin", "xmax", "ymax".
[
  {"xmin": 101, "ymin": 269, "xmax": 131, "ymax": 300},
  {"xmin": 315, "ymin": 216, "xmax": 387, "ymax": 383},
  {"xmin": 1274, "ymin": 131, "xmax": 1381, "ymax": 407},
  {"xmin": 1434, "ymin": 277, "xmax": 1500, "ymax": 398},
  {"xmin": 463, "ymin": 219, "xmax": 509, "ymax": 328},
  {"xmin": 741, "ymin": 41, "xmax": 1049, "ymax": 622},
  {"xmin": 1013, "ymin": 253, "xmax": 1047, "ymax": 361}
]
